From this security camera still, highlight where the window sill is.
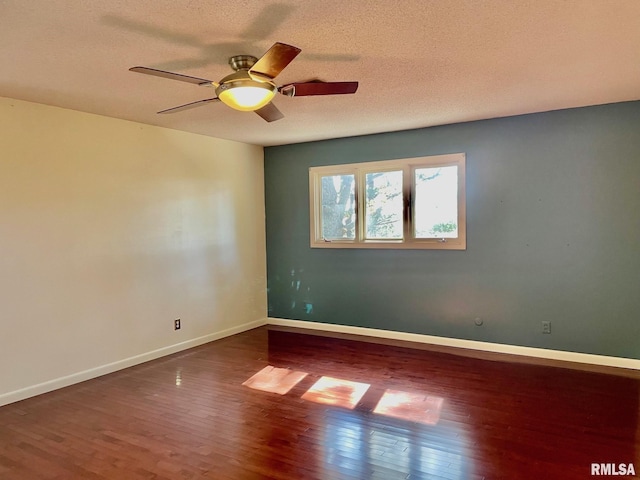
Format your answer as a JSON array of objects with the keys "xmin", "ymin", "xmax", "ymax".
[{"xmin": 310, "ymin": 239, "xmax": 466, "ymax": 250}]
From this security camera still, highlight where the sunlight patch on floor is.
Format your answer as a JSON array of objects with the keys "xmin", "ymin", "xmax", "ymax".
[
  {"xmin": 301, "ymin": 376, "xmax": 370, "ymax": 409},
  {"xmin": 242, "ymin": 365, "xmax": 308, "ymax": 395},
  {"xmin": 373, "ymin": 389, "xmax": 443, "ymax": 425}
]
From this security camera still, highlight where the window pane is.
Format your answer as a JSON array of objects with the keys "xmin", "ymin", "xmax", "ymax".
[
  {"xmin": 321, "ymin": 174, "xmax": 356, "ymax": 240},
  {"xmin": 414, "ymin": 166, "xmax": 458, "ymax": 238},
  {"xmin": 365, "ymin": 170, "xmax": 403, "ymax": 240}
]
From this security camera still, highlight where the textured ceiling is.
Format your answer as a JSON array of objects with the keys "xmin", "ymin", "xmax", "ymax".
[{"xmin": 1, "ymin": 1, "xmax": 639, "ymax": 146}]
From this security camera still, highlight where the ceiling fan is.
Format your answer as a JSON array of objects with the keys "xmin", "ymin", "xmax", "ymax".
[{"xmin": 130, "ymin": 42, "xmax": 359, "ymax": 122}]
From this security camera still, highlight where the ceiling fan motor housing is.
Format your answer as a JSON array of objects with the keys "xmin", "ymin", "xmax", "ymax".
[{"xmin": 229, "ymin": 55, "xmax": 258, "ymax": 71}]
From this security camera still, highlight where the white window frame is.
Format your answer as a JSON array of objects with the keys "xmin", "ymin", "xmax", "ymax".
[{"xmin": 309, "ymin": 153, "xmax": 466, "ymax": 250}]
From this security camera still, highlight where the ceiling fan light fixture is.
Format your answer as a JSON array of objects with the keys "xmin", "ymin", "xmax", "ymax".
[{"xmin": 216, "ymin": 76, "xmax": 276, "ymax": 112}]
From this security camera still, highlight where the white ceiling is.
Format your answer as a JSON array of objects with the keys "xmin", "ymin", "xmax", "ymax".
[{"xmin": 2, "ymin": 1, "xmax": 639, "ymax": 147}]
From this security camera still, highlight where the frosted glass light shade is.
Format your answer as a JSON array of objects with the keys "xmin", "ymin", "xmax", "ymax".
[{"xmin": 217, "ymin": 82, "xmax": 276, "ymax": 111}]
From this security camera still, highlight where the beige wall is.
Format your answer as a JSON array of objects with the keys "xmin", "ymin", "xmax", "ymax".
[{"xmin": 0, "ymin": 97, "xmax": 267, "ymax": 404}]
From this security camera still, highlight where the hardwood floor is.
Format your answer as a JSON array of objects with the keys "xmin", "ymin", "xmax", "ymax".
[{"xmin": 1, "ymin": 326, "xmax": 638, "ymax": 479}]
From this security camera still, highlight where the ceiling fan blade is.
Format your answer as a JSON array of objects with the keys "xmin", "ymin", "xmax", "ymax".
[
  {"xmin": 279, "ymin": 81, "xmax": 359, "ymax": 97},
  {"xmin": 254, "ymin": 103, "xmax": 284, "ymax": 122},
  {"xmin": 130, "ymin": 66, "xmax": 214, "ymax": 86},
  {"xmin": 249, "ymin": 42, "xmax": 301, "ymax": 81},
  {"xmin": 158, "ymin": 98, "xmax": 219, "ymax": 114}
]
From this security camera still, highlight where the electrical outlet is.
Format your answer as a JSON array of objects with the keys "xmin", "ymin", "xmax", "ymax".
[
  {"xmin": 542, "ymin": 321, "xmax": 551, "ymax": 334},
  {"xmin": 174, "ymin": 319, "xmax": 181, "ymax": 330}
]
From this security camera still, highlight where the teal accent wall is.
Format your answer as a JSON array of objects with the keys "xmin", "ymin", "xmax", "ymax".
[{"xmin": 264, "ymin": 101, "xmax": 640, "ymax": 359}]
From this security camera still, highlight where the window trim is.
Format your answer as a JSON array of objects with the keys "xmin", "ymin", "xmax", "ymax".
[{"xmin": 309, "ymin": 153, "xmax": 466, "ymax": 250}]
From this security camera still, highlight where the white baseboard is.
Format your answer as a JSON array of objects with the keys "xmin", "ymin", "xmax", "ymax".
[
  {"xmin": 4, "ymin": 316, "xmax": 636, "ymax": 408},
  {"xmin": 0, "ymin": 318, "xmax": 267, "ymax": 407},
  {"xmin": 267, "ymin": 317, "xmax": 640, "ymax": 372}
]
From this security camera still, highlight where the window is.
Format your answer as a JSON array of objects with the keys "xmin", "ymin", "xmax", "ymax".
[{"xmin": 309, "ymin": 153, "xmax": 466, "ymax": 249}]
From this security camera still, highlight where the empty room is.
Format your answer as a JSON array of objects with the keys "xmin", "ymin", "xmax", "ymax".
[{"xmin": 1, "ymin": 1, "xmax": 639, "ymax": 479}]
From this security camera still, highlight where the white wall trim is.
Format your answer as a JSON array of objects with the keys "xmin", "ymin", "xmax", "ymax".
[
  {"xmin": 0, "ymin": 318, "xmax": 267, "ymax": 407},
  {"xmin": 267, "ymin": 317, "xmax": 640, "ymax": 372}
]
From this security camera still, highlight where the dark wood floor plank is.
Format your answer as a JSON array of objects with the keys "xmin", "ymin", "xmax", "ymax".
[{"xmin": 1, "ymin": 326, "xmax": 638, "ymax": 479}]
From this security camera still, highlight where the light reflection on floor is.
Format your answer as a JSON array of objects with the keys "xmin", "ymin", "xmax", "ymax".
[
  {"xmin": 322, "ymin": 409, "xmax": 470, "ymax": 480},
  {"xmin": 301, "ymin": 376, "xmax": 370, "ymax": 409},
  {"xmin": 242, "ymin": 365, "xmax": 308, "ymax": 395},
  {"xmin": 374, "ymin": 389, "xmax": 444, "ymax": 425}
]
